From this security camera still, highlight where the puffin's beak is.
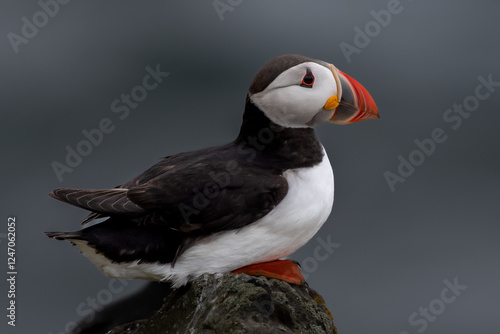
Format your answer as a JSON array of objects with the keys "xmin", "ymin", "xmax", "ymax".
[{"xmin": 325, "ymin": 65, "xmax": 379, "ymax": 124}]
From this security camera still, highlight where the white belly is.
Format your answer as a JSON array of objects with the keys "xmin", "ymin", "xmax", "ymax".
[{"xmin": 77, "ymin": 149, "xmax": 334, "ymax": 287}]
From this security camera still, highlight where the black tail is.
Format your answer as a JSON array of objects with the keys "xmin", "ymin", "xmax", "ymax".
[{"xmin": 45, "ymin": 218, "xmax": 183, "ymax": 265}]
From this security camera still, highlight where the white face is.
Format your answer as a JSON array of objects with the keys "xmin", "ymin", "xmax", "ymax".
[{"xmin": 249, "ymin": 62, "xmax": 338, "ymax": 128}]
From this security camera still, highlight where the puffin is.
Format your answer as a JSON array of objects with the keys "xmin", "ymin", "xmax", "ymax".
[{"xmin": 46, "ymin": 54, "xmax": 379, "ymax": 287}]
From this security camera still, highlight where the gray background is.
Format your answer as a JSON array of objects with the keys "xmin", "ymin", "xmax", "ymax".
[{"xmin": 1, "ymin": 1, "xmax": 499, "ymax": 333}]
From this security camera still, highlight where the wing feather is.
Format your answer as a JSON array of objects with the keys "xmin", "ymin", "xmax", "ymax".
[{"xmin": 50, "ymin": 188, "xmax": 146, "ymax": 216}]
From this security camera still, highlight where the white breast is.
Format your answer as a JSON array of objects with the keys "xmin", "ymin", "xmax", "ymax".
[{"xmin": 80, "ymin": 148, "xmax": 334, "ymax": 287}]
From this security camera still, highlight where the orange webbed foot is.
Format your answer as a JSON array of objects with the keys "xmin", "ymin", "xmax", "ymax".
[{"xmin": 232, "ymin": 259, "xmax": 306, "ymax": 285}]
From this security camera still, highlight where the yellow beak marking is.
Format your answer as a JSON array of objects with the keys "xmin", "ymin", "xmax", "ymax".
[{"xmin": 323, "ymin": 95, "xmax": 339, "ymax": 110}]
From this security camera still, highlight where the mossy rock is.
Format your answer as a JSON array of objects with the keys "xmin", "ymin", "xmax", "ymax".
[{"xmin": 108, "ymin": 273, "xmax": 337, "ymax": 334}]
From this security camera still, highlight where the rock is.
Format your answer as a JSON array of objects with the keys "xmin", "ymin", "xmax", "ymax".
[{"xmin": 108, "ymin": 273, "xmax": 337, "ymax": 334}]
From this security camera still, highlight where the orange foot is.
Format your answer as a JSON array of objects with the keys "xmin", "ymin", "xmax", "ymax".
[{"xmin": 232, "ymin": 259, "xmax": 306, "ymax": 285}]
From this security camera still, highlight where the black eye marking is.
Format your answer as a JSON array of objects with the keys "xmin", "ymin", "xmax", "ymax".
[{"xmin": 300, "ymin": 68, "xmax": 315, "ymax": 88}]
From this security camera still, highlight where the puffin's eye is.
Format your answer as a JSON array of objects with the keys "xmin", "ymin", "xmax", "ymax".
[{"xmin": 300, "ymin": 69, "xmax": 315, "ymax": 88}]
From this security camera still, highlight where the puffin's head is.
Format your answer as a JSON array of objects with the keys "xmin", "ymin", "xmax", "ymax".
[{"xmin": 248, "ymin": 54, "xmax": 379, "ymax": 128}]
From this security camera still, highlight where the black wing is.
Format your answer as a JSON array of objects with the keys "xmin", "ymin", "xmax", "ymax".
[{"xmin": 50, "ymin": 144, "xmax": 288, "ymax": 234}]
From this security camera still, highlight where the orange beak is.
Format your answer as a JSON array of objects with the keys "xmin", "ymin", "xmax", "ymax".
[{"xmin": 327, "ymin": 67, "xmax": 379, "ymax": 124}]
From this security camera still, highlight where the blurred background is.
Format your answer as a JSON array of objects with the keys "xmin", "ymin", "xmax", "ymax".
[{"xmin": 1, "ymin": 1, "xmax": 499, "ymax": 333}]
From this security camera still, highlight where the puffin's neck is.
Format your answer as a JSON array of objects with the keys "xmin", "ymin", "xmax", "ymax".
[{"xmin": 234, "ymin": 96, "xmax": 325, "ymax": 170}]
